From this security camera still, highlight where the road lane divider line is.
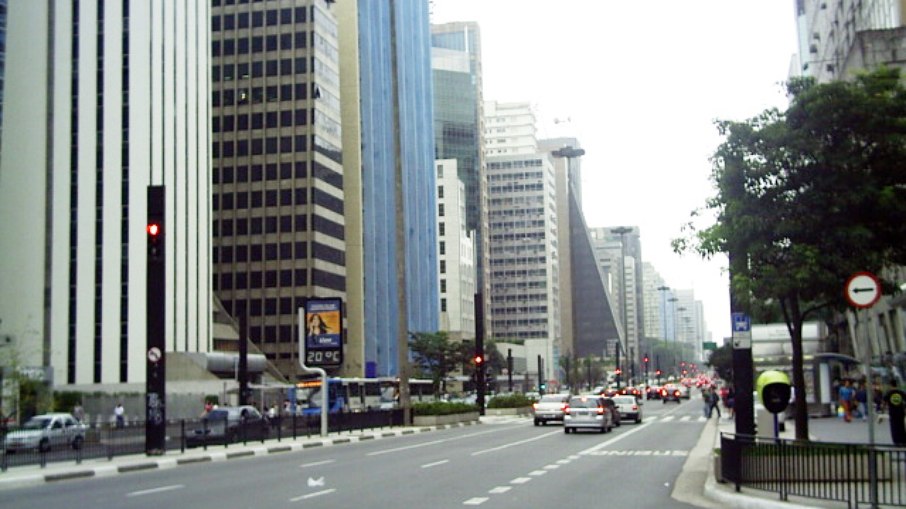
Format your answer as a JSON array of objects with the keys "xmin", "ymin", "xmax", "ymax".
[
  {"xmin": 470, "ymin": 430, "xmax": 560, "ymax": 456},
  {"xmin": 367, "ymin": 427, "xmax": 514, "ymax": 456},
  {"xmin": 463, "ymin": 497, "xmax": 489, "ymax": 505},
  {"xmin": 528, "ymin": 470, "xmax": 547, "ymax": 476},
  {"xmin": 126, "ymin": 484, "xmax": 185, "ymax": 497},
  {"xmin": 290, "ymin": 488, "xmax": 336, "ymax": 501},
  {"xmin": 300, "ymin": 459, "xmax": 335, "ymax": 468},
  {"xmin": 421, "ymin": 459, "xmax": 449, "ymax": 468},
  {"xmin": 510, "ymin": 477, "xmax": 532, "ymax": 484},
  {"xmin": 578, "ymin": 419, "xmax": 655, "ymax": 456},
  {"xmin": 489, "ymin": 486, "xmax": 511, "ymax": 494}
]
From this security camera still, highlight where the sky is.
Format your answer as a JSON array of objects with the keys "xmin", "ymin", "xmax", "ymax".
[{"xmin": 430, "ymin": 0, "xmax": 801, "ymax": 343}]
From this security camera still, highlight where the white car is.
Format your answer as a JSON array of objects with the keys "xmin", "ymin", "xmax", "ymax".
[
  {"xmin": 611, "ymin": 395, "xmax": 643, "ymax": 423},
  {"xmin": 4, "ymin": 413, "xmax": 86, "ymax": 453}
]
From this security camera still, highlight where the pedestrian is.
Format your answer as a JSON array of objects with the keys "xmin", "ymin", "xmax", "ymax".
[
  {"xmin": 855, "ymin": 381, "xmax": 868, "ymax": 421},
  {"xmin": 883, "ymin": 381, "xmax": 906, "ymax": 446},
  {"xmin": 838, "ymin": 379, "xmax": 854, "ymax": 422},
  {"xmin": 73, "ymin": 402, "xmax": 85, "ymax": 423},
  {"xmin": 702, "ymin": 389, "xmax": 710, "ymax": 418},
  {"xmin": 708, "ymin": 387, "xmax": 721, "ymax": 419},
  {"xmin": 114, "ymin": 402, "xmax": 125, "ymax": 428}
]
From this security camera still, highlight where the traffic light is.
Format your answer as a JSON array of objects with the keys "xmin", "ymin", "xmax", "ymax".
[
  {"xmin": 539, "ymin": 382, "xmax": 546, "ymax": 391},
  {"xmin": 147, "ymin": 221, "xmax": 164, "ymax": 261},
  {"xmin": 473, "ymin": 354, "xmax": 484, "ymax": 365},
  {"xmin": 656, "ymin": 369, "xmax": 662, "ymax": 376},
  {"xmin": 643, "ymin": 356, "xmax": 649, "ymax": 364},
  {"xmin": 614, "ymin": 367, "xmax": 622, "ymax": 375}
]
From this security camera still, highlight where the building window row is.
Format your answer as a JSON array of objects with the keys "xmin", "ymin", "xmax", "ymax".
[
  {"xmin": 213, "ymin": 84, "xmax": 308, "ymax": 108},
  {"xmin": 213, "ymin": 109, "xmax": 308, "ymax": 132},
  {"xmin": 212, "ymin": 31, "xmax": 307, "ymax": 57},
  {"xmin": 212, "ymin": 57, "xmax": 307, "ymax": 82},
  {"xmin": 214, "ymin": 161, "xmax": 308, "ymax": 184},
  {"xmin": 213, "ymin": 214, "xmax": 307, "ymax": 237},
  {"xmin": 214, "ymin": 241, "xmax": 306, "ymax": 264},
  {"xmin": 211, "ymin": 7, "xmax": 307, "ymax": 32},
  {"xmin": 215, "ymin": 269, "xmax": 305, "ymax": 292},
  {"xmin": 212, "ymin": 135, "xmax": 307, "ymax": 158},
  {"xmin": 213, "ymin": 188, "xmax": 308, "ymax": 210}
]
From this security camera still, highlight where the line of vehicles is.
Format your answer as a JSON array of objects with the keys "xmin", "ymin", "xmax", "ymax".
[{"xmin": 532, "ymin": 391, "xmax": 644, "ymax": 433}]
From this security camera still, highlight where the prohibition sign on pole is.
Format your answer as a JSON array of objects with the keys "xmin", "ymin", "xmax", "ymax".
[{"xmin": 844, "ymin": 271, "xmax": 881, "ymax": 309}]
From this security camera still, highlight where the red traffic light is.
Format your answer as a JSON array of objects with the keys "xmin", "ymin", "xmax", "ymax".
[
  {"xmin": 643, "ymin": 357, "xmax": 649, "ymax": 364},
  {"xmin": 147, "ymin": 223, "xmax": 162, "ymax": 236},
  {"xmin": 473, "ymin": 355, "xmax": 483, "ymax": 365},
  {"xmin": 614, "ymin": 368, "xmax": 622, "ymax": 375}
]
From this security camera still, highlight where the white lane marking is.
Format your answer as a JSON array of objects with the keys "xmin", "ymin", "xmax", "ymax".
[
  {"xmin": 489, "ymin": 486, "xmax": 512, "ymax": 494},
  {"xmin": 471, "ymin": 430, "xmax": 560, "ymax": 456},
  {"xmin": 126, "ymin": 485, "xmax": 185, "ymax": 497},
  {"xmin": 368, "ymin": 428, "xmax": 508, "ymax": 456},
  {"xmin": 463, "ymin": 497, "xmax": 489, "ymax": 505},
  {"xmin": 680, "ymin": 416, "xmax": 691, "ymax": 422},
  {"xmin": 511, "ymin": 477, "xmax": 532, "ymax": 484},
  {"xmin": 556, "ymin": 459, "xmax": 571, "ymax": 465},
  {"xmin": 528, "ymin": 470, "xmax": 547, "ymax": 476},
  {"xmin": 579, "ymin": 418, "xmax": 655, "ymax": 455},
  {"xmin": 290, "ymin": 488, "xmax": 336, "ymax": 501},
  {"xmin": 421, "ymin": 459, "xmax": 450, "ymax": 468},
  {"xmin": 300, "ymin": 459, "xmax": 335, "ymax": 468},
  {"xmin": 543, "ymin": 464, "xmax": 560, "ymax": 470},
  {"xmin": 660, "ymin": 416, "xmax": 675, "ymax": 422}
]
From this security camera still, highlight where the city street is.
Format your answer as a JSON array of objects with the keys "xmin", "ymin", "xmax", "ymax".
[{"xmin": 0, "ymin": 399, "xmax": 712, "ymax": 508}]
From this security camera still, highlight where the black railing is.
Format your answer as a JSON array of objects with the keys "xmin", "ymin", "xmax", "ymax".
[
  {"xmin": 721, "ymin": 432, "xmax": 906, "ymax": 508},
  {"xmin": 1, "ymin": 409, "xmax": 405, "ymax": 471}
]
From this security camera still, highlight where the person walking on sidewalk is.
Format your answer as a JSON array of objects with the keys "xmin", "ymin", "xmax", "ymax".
[
  {"xmin": 838, "ymin": 379, "xmax": 855, "ymax": 422},
  {"xmin": 707, "ymin": 387, "xmax": 721, "ymax": 419},
  {"xmin": 855, "ymin": 381, "xmax": 868, "ymax": 420}
]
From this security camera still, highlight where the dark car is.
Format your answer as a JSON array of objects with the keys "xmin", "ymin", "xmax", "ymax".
[
  {"xmin": 602, "ymin": 397, "xmax": 622, "ymax": 427},
  {"xmin": 186, "ymin": 406, "xmax": 270, "ymax": 447},
  {"xmin": 660, "ymin": 384, "xmax": 682, "ymax": 403}
]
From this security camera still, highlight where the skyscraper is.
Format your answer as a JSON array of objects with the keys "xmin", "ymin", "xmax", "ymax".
[
  {"xmin": 210, "ymin": 0, "xmax": 346, "ymax": 379},
  {"xmin": 355, "ymin": 0, "xmax": 438, "ymax": 377},
  {"xmin": 0, "ymin": 1, "xmax": 212, "ymax": 386}
]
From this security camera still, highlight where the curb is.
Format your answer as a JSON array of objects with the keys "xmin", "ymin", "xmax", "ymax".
[{"xmin": 0, "ymin": 422, "xmax": 474, "ymax": 489}]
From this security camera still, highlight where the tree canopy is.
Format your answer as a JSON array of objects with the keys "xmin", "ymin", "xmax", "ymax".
[{"xmin": 675, "ymin": 67, "xmax": 906, "ymax": 439}]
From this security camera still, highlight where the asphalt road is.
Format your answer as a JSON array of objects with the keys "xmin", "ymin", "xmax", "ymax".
[{"xmin": 1, "ymin": 398, "xmax": 715, "ymax": 509}]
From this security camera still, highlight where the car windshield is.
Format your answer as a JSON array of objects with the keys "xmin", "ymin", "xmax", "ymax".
[
  {"xmin": 22, "ymin": 417, "xmax": 51, "ymax": 430},
  {"xmin": 613, "ymin": 396, "xmax": 635, "ymax": 404},
  {"xmin": 569, "ymin": 398, "xmax": 600, "ymax": 408}
]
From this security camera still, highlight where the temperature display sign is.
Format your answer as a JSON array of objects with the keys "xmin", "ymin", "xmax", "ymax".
[{"xmin": 304, "ymin": 298, "xmax": 343, "ymax": 368}]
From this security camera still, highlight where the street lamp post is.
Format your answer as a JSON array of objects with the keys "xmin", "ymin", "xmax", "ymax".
[{"xmin": 611, "ymin": 226, "xmax": 633, "ymax": 384}]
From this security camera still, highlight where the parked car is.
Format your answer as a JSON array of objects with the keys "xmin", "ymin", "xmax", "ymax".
[
  {"xmin": 186, "ymin": 406, "xmax": 270, "ymax": 447},
  {"xmin": 532, "ymin": 393, "xmax": 570, "ymax": 426},
  {"xmin": 611, "ymin": 395, "xmax": 643, "ymax": 423},
  {"xmin": 3, "ymin": 413, "xmax": 86, "ymax": 453},
  {"xmin": 563, "ymin": 395, "xmax": 614, "ymax": 434}
]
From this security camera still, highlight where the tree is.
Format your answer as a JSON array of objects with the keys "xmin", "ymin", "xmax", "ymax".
[
  {"xmin": 706, "ymin": 344, "xmax": 734, "ymax": 383},
  {"xmin": 408, "ymin": 332, "xmax": 469, "ymax": 396},
  {"xmin": 675, "ymin": 67, "xmax": 906, "ymax": 440}
]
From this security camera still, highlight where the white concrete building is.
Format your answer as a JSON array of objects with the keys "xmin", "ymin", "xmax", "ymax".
[
  {"xmin": 435, "ymin": 159, "xmax": 476, "ymax": 341},
  {"xmin": 0, "ymin": 1, "xmax": 212, "ymax": 387},
  {"xmin": 483, "ymin": 101, "xmax": 538, "ymax": 156}
]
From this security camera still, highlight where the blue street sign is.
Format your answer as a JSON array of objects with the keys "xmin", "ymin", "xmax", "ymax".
[{"xmin": 732, "ymin": 312, "xmax": 751, "ymax": 333}]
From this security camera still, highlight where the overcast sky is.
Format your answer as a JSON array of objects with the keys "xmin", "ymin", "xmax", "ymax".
[{"xmin": 430, "ymin": 0, "xmax": 800, "ymax": 343}]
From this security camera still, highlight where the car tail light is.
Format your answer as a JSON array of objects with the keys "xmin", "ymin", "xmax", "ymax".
[
  {"xmin": 563, "ymin": 405, "xmax": 571, "ymax": 415},
  {"xmin": 674, "ymin": 390, "xmax": 680, "ymax": 397},
  {"xmin": 532, "ymin": 403, "xmax": 539, "ymax": 410},
  {"xmin": 660, "ymin": 389, "xmax": 666, "ymax": 396},
  {"xmin": 632, "ymin": 404, "xmax": 638, "ymax": 411},
  {"xmin": 560, "ymin": 404, "xmax": 568, "ymax": 411},
  {"xmin": 596, "ymin": 406, "xmax": 605, "ymax": 415}
]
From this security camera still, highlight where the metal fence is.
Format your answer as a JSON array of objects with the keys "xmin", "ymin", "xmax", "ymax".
[
  {"xmin": 1, "ymin": 409, "xmax": 405, "ymax": 472},
  {"xmin": 721, "ymin": 432, "xmax": 906, "ymax": 508}
]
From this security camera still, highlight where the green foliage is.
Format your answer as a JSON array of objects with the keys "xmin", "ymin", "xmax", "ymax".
[
  {"xmin": 53, "ymin": 391, "xmax": 84, "ymax": 412},
  {"xmin": 412, "ymin": 401, "xmax": 478, "ymax": 416},
  {"xmin": 705, "ymin": 345, "xmax": 733, "ymax": 383},
  {"xmin": 487, "ymin": 393, "xmax": 534, "ymax": 408},
  {"xmin": 676, "ymin": 67, "xmax": 906, "ymax": 440},
  {"xmin": 205, "ymin": 394, "xmax": 220, "ymax": 405},
  {"xmin": 408, "ymin": 331, "xmax": 469, "ymax": 395}
]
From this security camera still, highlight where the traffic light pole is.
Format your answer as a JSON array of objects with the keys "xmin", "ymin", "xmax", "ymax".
[
  {"xmin": 474, "ymin": 293, "xmax": 485, "ymax": 415},
  {"xmin": 145, "ymin": 186, "xmax": 166, "ymax": 455}
]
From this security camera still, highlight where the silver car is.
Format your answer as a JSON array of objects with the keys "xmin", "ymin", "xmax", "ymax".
[
  {"xmin": 563, "ymin": 395, "xmax": 614, "ymax": 434},
  {"xmin": 611, "ymin": 395, "xmax": 643, "ymax": 423},
  {"xmin": 532, "ymin": 393, "xmax": 570, "ymax": 426}
]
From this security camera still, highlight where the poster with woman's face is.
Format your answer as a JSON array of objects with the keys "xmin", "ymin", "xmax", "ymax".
[{"xmin": 305, "ymin": 298, "xmax": 342, "ymax": 349}]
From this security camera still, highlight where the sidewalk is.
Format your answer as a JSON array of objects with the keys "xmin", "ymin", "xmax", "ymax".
[
  {"xmin": 0, "ymin": 420, "xmax": 481, "ymax": 490},
  {"xmin": 691, "ymin": 413, "xmax": 903, "ymax": 509}
]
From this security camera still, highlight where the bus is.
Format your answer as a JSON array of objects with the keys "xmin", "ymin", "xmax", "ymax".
[{"xmin": 294, "ymin": 377, "xmax": 435, "ymax": 415}]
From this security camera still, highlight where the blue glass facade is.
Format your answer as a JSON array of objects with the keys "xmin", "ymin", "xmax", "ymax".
[{"xmin": 358, "ymin": 0, "xmax": 438, "ymax": 376}]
